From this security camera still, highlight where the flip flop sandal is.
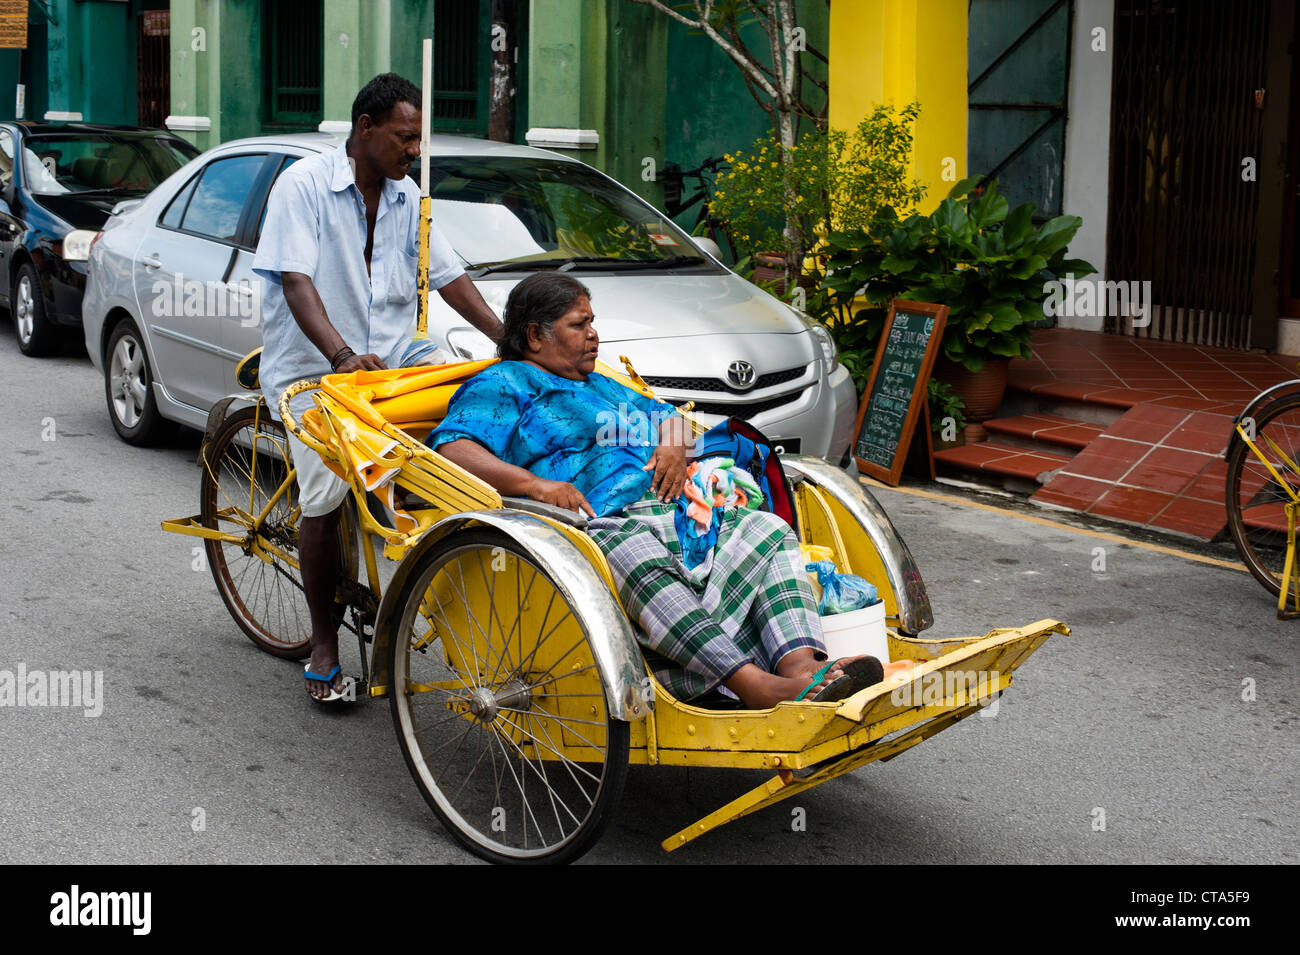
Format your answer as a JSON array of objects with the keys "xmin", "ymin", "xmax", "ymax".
[
  {"xmin": 794, "ymin": 658, "xmax": 842, "ymax": 702},
  {"xmin": 835, "ymin": 655, "xmax": 885, "ymax": 686},
  {"xmin": 304, "ymin": 663, "xmax": 356, "ymax": 704},
  {"xmin": 806, "ymin": 655, "xmax": 885, "ymax": 704}
]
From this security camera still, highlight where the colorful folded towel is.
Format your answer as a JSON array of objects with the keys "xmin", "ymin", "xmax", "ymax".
[{"xmin": 674, "ymin": 456, "xmax": 763, "ymax": 569}]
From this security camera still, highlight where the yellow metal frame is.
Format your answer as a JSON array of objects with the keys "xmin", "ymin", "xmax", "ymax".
[
  {"xmin": 1234, "ymin": 420, "xmax": 1300, "ymax": 616},
  {"xmin": 165, "ymin": 361, "xmax": 1068, "ymax": 851}
]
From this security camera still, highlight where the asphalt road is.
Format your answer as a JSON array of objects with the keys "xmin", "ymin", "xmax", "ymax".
[{"xmin": 0, "ymin": 329, "xmax": 1294, "ymax": 865}]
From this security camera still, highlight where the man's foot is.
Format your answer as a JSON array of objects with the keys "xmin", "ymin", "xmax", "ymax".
[{"xmin": 304, "ymin": 653, "xmax": 351, "ymax": 702}]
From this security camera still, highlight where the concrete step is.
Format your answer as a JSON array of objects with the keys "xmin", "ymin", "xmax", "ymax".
[
  {"xmin": 933, "ymin": 441, "xmax": 1074, "ymax": 494},
  {"xmin": 982, "ymin": 413, "xmax": 1105, "ymax": 455},
  {"xmin": 1000, "ymin": 383, "xmax": 1128, "ymax": 428}
]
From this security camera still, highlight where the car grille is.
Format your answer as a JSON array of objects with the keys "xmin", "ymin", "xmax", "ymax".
[
  {"xmin": 642, "ymin": 365, "xmax": 808, "ymax": 394},
  {"xmin": 678, "ymin": 390, "xmax": 806, "ymax": 420}
]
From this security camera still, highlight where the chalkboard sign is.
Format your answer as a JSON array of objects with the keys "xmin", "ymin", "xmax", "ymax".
[{"xmin": 852, "ymin": 299, "xmax": 949, "ymax": 485}]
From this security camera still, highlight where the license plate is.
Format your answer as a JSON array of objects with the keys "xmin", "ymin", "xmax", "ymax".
[{"xmin": 771, "ymin": 438, "xmax": 801, "ymax": 455}]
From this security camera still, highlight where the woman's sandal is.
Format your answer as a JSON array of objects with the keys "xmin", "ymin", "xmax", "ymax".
[{"xmin": 797, "ymin": 655, "xmax": 885, "ymax": 703}]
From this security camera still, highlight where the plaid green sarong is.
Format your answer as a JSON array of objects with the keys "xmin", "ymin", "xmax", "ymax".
[{"xmin": 587, "ymin": 496, "xmax": 825, "ymax": 702}]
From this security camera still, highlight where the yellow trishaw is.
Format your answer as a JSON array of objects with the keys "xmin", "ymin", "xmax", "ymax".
[{"xmin": 164, "ymin": 352, "xmax": 1066, "ymax": 864}]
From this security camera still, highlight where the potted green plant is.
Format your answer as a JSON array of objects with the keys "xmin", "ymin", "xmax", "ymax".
[{"xmin": 821, "ymin": 178, "xmax": 1096, "ymax": 439}]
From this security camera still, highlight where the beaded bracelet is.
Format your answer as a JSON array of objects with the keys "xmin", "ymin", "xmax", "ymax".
[{"xmin": 330, "ymin": 346, "xmax": 355, "ymax": 371}]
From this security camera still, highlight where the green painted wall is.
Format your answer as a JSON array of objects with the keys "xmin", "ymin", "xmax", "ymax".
[
  {"xmin": 170, "ymin": 0, "xmax": 262, "ymax": 149},
  {"xmin": 321, "ymin": 0, "xmax": 398, "ymax": 126},
  {"xmin": 389, "ymin": 0, "xmax": 434, "ymax": 86},
  {"xmin": 45, "ymin": 0, "xmax": 136, "ymax": 123},
  {"xmin": 527, "ymin": 0, "xmax": 604, "ymax": 158},
  {"xmin": 216, "ymin": 0, "xmax": 263, "ymax": 140},
  {"xmin": 661, "ymin": 0, "xmax": 828, "ymax": 225},
  {"xmin": 604, "ymin": 0, "xmax": 666, "ymax": 203},
  {"xmin": 0, "ymin": 53, "xmax": 18, "ymax": 119}
]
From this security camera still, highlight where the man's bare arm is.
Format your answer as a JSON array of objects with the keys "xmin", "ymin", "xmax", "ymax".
[
  {"xmin": 281, "ymin": 272, "xmax": 384, "ymax": 371},
  {"xmin": 437, "ymin": 274, "xmax": 506, "ymax": 342}
]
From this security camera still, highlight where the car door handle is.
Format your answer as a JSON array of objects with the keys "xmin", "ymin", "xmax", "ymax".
[{"xmin": 142, "ymin": 254, "xmax": 162, "ymax": 270}]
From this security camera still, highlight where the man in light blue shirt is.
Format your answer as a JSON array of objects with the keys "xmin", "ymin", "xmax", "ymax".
[{"xmin": 253, "ymin": 73, "xmax": 503, "ymax": 701}]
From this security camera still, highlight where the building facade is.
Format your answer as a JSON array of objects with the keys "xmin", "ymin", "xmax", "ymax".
[{"xmin": 3, "ymin": 0, "xmax": 1294, "ymax": 353}]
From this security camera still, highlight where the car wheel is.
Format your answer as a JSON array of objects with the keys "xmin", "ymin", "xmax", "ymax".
[
  {"xmin": 104, "ymin": 321, "xmax": 175, "ymax": 445},
  {"xmin": 12, "ymin": 263, "xmax": 60, "ymax": 356}
]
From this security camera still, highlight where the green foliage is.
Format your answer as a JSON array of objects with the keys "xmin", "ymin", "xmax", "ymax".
[
  {"xmin": 820, "ymin": 178, "xmax": 1098, "ymax": 387},
  {"xmin": 927, "ymin": 379, "xmax": 966, "ymax": 436},
  {"xmin": 710, "ymin": 103, "xmax": 927, "ymax": 266}
]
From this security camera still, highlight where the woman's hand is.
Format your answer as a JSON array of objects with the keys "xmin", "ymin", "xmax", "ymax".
[
  {"xmin": 527, "ymin": 476, "xmax": 596, "ymax": 518},
  {"xmin": 643, "ymin": 442, "xmax": 687, "ymax": 503},
  {"xmin": 643, "ymin": 412, "xmax": 690, "ymax": 503}
]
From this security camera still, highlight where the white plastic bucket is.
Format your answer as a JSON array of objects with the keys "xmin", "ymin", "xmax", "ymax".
[{"xmin": 818, "ymin": 600, "xmax": 888, "ymax": 662}]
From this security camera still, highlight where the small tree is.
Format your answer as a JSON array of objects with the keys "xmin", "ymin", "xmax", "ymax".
[
  {"xmin": 711, "ymin": 103, "xmax": 926, "ymax": 270},
  {"xmin": 629, "ymin": 0, "xmax": 828, "ymax": 281}
]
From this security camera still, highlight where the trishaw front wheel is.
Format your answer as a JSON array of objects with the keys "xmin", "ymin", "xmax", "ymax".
[
  {"xmin": 200, "ymin": 405, "xmax": 359, "ymax": 659},
  {"xmin": 388, "ymin": 527, "xmax": 629, "ymax": 865}
]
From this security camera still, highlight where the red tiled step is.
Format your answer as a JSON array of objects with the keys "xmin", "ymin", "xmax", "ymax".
[
  {"xmin": 934, "ymin": 442, "xmax": 1073, "ymax": 483},
  {"xmin": 983, "ymin": 413, "xmax": 1105, "ymax": 451}
]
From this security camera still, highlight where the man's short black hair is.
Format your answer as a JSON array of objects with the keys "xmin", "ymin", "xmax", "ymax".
[{"xmin": 351, "ymin": 73, "xmax": 421, "ymax": 126}]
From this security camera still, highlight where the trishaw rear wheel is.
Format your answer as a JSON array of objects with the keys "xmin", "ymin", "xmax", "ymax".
[
  {"xmin": 388, "ymin": 527, "xmax": 629, "ymax": 865},
  {"xmin": 200, "ymin": 405, "xmax": 359, "ymax": 659}
]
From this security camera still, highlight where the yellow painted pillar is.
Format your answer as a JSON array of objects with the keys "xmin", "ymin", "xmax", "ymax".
[{"xmin": 829, "ymin": 0, "xmax": 967, "ymax": 211}]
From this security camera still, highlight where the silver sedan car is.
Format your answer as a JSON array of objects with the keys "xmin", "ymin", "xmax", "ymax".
[{"xmin": 83, "ymin": 132, "xmax": 858, "ymax": 463}]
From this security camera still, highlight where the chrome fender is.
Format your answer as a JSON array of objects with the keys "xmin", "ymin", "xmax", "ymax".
[
  {"xmin": 783, "ymin": 455, "xmax": 934, "ymax": 635},
  {"xmin": 202, "ymin": 393, "xmax": 263, "ymax": 447},
  {"xmin": 372, "ymin": 509, "xmax": 651, "ymax": 722}
]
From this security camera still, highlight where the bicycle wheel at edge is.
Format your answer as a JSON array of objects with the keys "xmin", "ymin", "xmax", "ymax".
[
  {"xmin": 388, "ymin": 527, "xmax": 629, "ymax": 864},
  {"xmin": 1225, "ymin": 393, "xmax": 1300, "ymax": 599},
  {"xmin": 200, "ymin": 405, "xmax": 359, "ymax": 659}
]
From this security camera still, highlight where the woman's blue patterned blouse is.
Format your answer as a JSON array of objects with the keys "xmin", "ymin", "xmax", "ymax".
[{"xmin": 426, "ymin": 361, "xmax": 678, "ymax": 517}]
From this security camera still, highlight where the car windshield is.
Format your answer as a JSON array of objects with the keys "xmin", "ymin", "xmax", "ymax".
[
  {"xmin": 22, "ymin": 134, "xmax": 197, "ymax": 196},
  {"xmin": 426, "ymin": 155, "xmax": 708, "ymax": 269}
]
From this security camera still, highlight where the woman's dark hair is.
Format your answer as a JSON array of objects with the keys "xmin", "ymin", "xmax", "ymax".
[
  {"xmin": 498, "ymin": 273, "xmax": 592, "ymax": 361},
  {"xmin": 351, "ymin": 73, "xmax": 421, "ymax": 126}
]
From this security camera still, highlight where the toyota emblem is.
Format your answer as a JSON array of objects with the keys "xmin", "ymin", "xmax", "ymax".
[{"xmin": 726, "ymin": 360, "xmax": 756, "ymax": 389}]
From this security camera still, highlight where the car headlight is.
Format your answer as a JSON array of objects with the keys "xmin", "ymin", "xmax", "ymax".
[
  {"xmin": 62, "ymin": 229, "xmax": 99, "ymax": 262},
  {"xmin": 808, "ymin": 324, "xmax": 838, "ymax": 375}
]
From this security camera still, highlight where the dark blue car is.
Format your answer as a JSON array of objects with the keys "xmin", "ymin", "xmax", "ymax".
[{"xmin": 0, "ymin": 121, "xmax": 198, "ymax": 356}]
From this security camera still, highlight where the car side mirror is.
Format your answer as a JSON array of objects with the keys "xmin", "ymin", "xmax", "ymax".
[{"xmin": 692, "ymin": 236, "xmax": 722, "ymax": 260}]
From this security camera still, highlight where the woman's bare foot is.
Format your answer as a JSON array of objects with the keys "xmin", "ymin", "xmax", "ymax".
[{"xmin": 724, "ymin": 652, "xmax": 883, "ymax": 709}]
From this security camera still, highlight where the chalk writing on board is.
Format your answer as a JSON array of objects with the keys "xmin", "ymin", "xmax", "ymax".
[{"xmin": 854, "ymin": 312, "xmax": 937, "ymax": 470}]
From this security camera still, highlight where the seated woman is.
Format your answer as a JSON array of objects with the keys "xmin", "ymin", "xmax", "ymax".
[{"xmin": 428, "ymin": 272, "xmax": 882, "ymax": 708}]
